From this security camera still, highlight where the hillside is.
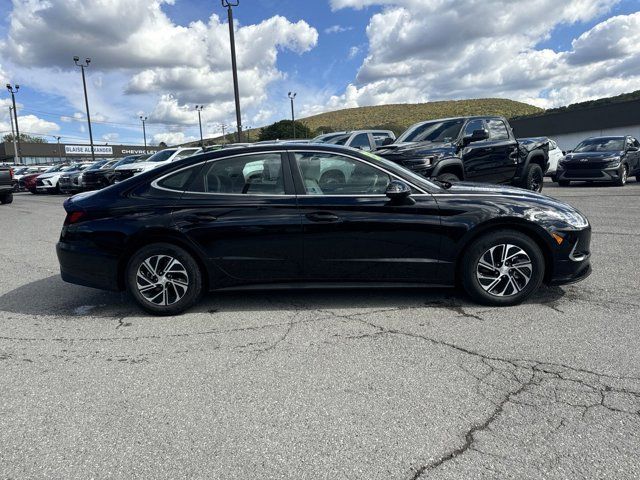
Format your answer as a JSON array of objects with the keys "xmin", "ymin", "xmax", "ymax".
[
  {"xmin": 299, "ymin": 98, "xmax": 543, "ymax": 135},
  {"xmin": 187, "ymin": 97, "xmax": 542, "ymax": 146}
]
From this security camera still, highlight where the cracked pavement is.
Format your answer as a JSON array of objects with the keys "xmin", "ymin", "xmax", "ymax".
[{"xmin": 1, "ymin": 182, "xmax": 640, "ymax": 479}]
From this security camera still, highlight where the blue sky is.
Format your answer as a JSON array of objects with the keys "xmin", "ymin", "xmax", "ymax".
[{"xmin": 1, "ymin": 0, "xmax": 639, "ymax": 146}]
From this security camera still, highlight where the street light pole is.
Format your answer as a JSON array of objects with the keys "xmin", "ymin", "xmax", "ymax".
[
  {"xmin": 73, "ymin": 56, "xmax": 96, "ymax": 163},
  {"xmin": 222, "ymin": 0, "xmax": 243, "ymax": 143},
  {"xmin": 195, "ymin": 105, "xmax": 204, "ymax": 148},
  {"xmin": 139, "ymin": 116, "xmax": 148, "ymax": 150},
  {"xmin": 6, "ymin": 84, "xmax": 21, "ymax": 164},
  {"xmin": 288, "ymin": 92, "xmax": 297, "ymax": 139},
  {"xmin": 56, "ymin": 136, "xmax": 62, "ymax": 163},
  {"xmin": 8, "ymin": 106, "xmax": 18, "ymax": 164}
]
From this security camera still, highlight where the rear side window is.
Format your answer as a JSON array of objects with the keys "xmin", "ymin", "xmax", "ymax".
[
  {"xmin": 187, "ymin": 153, "xmax": 285, "ymax": 195},
  {"xmin": 487, "ymin": 120, "xmax": 509, "ymax": 140},
  {"xmin": 156, "ymin": 165, "xmax": 201, "ymax": 191},
  {"xmin": 350, "ymin": 133, "xmax": 371, "ymax": 151}
]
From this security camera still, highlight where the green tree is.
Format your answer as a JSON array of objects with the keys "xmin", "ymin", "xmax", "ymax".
[
  {"xmin": 312, "ymin": 125, "xmax": 337, "ymax": 137},
  {"xmin": 258, "ymin": 120, "xmax": 311, "ymax": 141},
  {"xmin": 3, "ymin": 133, "xmax": 48, "ymax": 143}
]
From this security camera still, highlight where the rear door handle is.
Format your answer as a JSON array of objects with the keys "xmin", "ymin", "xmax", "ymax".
[
  {"xmin": 184, "ymin": 213, "xmax": 217, "ymax": 223},
  {"xmin": 306, "ymin": 212, "xmax": 340, "ymax": 223}
]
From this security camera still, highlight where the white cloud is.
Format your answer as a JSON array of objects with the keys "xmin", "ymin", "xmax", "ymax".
[
  {"xmin": 324, "ymin": 25, "xmax": 352, "ymax": 34},
  {"xmin": 316, "ymin": 1, "xmax": 640, "ymax": 112},
  {"xmin": 152, "ymin": 131, "xmax": 196, "ymax": 146},
  {"xmin": 17, "ymin": 114, "xmax": 60, "ymax": 136},
  {"xmin": 348, "ymin": 46, "xmax": 360, "ymax": 59},
  {"xmin": 102, "ymin": 132, "xmax": 119, "ymax": 142}
]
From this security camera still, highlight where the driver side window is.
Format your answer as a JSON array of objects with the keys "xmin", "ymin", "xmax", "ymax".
[
  {"xmin": 293, "ymin": 152, "xmax": 390, "ymax": 195},
  {"xmin": 463, "ymin": 119, "xmax": 485, "ymax": 137}
]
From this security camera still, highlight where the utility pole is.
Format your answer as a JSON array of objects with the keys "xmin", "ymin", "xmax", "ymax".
[
  {"xmin": 73, "ymin": 56, "xmax": 96, "ymax": 163},
  {"xmin": 56, "ymin": 136, "xmax": 62, "ymax": 163},
  {"xmin": 8, "ymin": 106, "xmax": 18, "ymax": 164},
  {"xmin": 221, "ymin": 123, "xmax": 228, "ymax": 145},
  {"xmin": 195, "ymin": 105, "xmax": 204, "ymax": 148},
  {"xmin": 288, "ymin": 92, "xmax": 297, "ymax": 139},
  {"xmin": 222, "ymin": 1, "xmax": 243, "ymax": 142},
  {"xmin": 139, "ymin": 115, "xmax": 148, "ymax": 150},
  {"xmin": 6, "ymin": 84, "xmax": 21, "ymax": 164}
]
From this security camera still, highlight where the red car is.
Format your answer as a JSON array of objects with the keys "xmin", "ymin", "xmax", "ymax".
[{"xmin": 21, "ymin": 173, "xmax": 42, "ymax": 193}]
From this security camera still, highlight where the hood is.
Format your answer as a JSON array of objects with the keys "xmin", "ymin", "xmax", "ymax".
[
  {"xmin": 38, "ymin": 171, "xmax": 63, "ymax": 180},
  {"xmin": 443, "ymin": 181, "xmax": 584, "ymax": 216},
  {"xmin": 564, "ymin": 151, "xmax": 622, "ymax": 162},
  {"xmin": 376, "ymin": 141, "xmax": 456, "ymax": 158}
]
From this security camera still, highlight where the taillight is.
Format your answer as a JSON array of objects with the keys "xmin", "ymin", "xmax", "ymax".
[{"xmin": 64, "ymin": 210, "xmax": 86, "ymax": 225}]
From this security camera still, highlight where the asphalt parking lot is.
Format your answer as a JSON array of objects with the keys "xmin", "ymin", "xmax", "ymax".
[{"xmin": 1, "ymin": 181, "xmax": 640, "ymax": 479}]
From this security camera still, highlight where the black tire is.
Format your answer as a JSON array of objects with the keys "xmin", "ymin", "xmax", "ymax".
[
  {"xmin": 461, "ymin": 230, "xmax": 545, "ymax": 306},
  {"xmin": 614, "ymin": 164, "xmax": 628, "ymax": 187},
  {"xmin": 521, "ymin": 164, "xmax": 544, "ymax": 192},
  {"xmin": 126, "ymin": 243, "xmax": 203, "ymax": 315},
  {"xmin": 558, "ymin": 180, "xmax": 570, "ymax": 187},
  {"xmin": 436, "ymin": 172, "xmax": 460, "ymax": 182},
  {"xmin": 0, "ymin": 193, "xmax": 13, "ymax": 204},
  {"xmin": 29, "ymin": 188, "xmax": 38, "ymax": 194},
  {"xmin": 636, "ymin": 175, "xmax": 640, "ymax": 183}
]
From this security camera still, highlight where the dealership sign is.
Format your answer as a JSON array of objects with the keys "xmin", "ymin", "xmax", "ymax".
[{"xmin": 65, "ymin": 145, "xmax": 114, "ymax": 155}]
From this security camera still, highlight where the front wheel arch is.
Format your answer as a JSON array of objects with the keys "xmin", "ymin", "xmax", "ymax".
[{"xmin": 453, "ymin": 221, "xmax": 555, "ymax": 287}]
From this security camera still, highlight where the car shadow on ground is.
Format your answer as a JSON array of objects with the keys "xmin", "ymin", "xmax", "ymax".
[{"xmin": 0, "ymin": 275, "xmax": 567, "ymax": 318}]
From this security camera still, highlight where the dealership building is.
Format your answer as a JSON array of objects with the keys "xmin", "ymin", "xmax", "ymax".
[
  {"xmin": 0, "ymin": 141, "xmax": 162, "ymax": 165},
  {"xmin": 510, "ymin": 96, "xmax": 640, "ymax": 151}
]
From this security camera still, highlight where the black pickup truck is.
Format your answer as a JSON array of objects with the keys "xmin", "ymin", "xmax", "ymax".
[
  {"xmin": 0, "ymin": 165, "xmax": 13, "ymax": 204},
  {"xmin": 376, "ymin": 116, "xmax": 549, "ymax": 192}
]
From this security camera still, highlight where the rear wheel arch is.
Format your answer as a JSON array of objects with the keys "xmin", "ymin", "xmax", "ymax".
[
  {"xmin": 117, "ymin": 230, "xmax": 209, "ymax": 291},
  {"xmin": 453, "ymin": 220, "xmax": 555, "ymax": 286}
]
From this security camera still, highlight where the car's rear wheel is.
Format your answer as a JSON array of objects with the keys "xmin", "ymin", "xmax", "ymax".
[
  {"xmin": 461, "ymin": 230, "xmax": 545, "ymax": 306},
  {"xmin": 126, "ymin": 243, "xmax": 203, "ymax": 315},
  {"xmin": 522, "ymin": 164, "xmax": 544, "ymax": 192},
  {"xmin": 436, "ymin": 172, "xmax": 460, "ymax": 182},
  {"xmin": 0, "ymin": 193, "xmax": 13, "ymax": 204},
  {"xmin": 614, "ymin": 164, "xmax": 628, "ymax": 186},
  {"xmin": 558, "ymin": 180, "xmax": 570, "ymax": 187}
]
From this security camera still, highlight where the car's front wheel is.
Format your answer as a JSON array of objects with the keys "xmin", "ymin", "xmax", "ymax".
[
  {"xmin": 521, "ymin": 164, "xmax": 544, "ymax": 192},
  {"xmin": 614, "ymin": 164, "xmax": 628, "ymax": 186},
  {"xmin": 461, "ymin": 230, "xmax": 545, "ymax": 306},
  {"xmin": 126, "ymin": 243, "xmax": 203, "ymax": 315},
  {"xmin": 0, "ymin": 193, "xmax": 13, "ymax": 204},
  {"xmin": 436, "ymin": 172, "xmax": 460, "ymax": 182}
]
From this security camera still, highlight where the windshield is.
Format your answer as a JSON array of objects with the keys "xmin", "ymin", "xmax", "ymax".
[
  {"xmin": 397, "ymin": 119, "xmax": 465, "ymax": 143},
  {"xmin": 44, "ymin": 165, "xmax": 65, "ymax": 173},
  {"xmin": 112, "ymin": 156, "xmax": 138, "ymax": 168},
  {"xmin": 86, "ymin": 160, "xmax": 108, "ymax": 170},
  {"xmin": 313, "ymin": 133, "xmax": 345, "ymax": 143},
  {"xmin": 326, "ymin": 135, "xmax": 350, "ymax": 146},
  {"xmin": 574, "ymin": 138, "xmax": 624, "ymax": 152},
  {"xmin": 360, "ymin": 150, "xmax": 440, "ymax": 191},
  {"xmin": 146, "ymin": 149, "xmax": 177, "ymax": 163}
]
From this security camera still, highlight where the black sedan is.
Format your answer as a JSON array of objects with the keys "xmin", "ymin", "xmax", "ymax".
[
  {"xmin": 557, "ymin": 136, "xmax": 640, "ymax": 186},
  {"xmin": 57, "ymin": 144, "xmax": 592, "ymax": 315}
]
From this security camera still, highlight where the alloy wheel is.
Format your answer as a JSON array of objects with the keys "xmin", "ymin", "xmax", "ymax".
[
  {"xmin": 530, "ymin": 170, "xmax": 543, "ymax": 191},
  {"xmin": 476, "ymin": 244, "xmax": 533, "ymax": 297},
  {"xmin": 136, "ymin": 254, "xmax": 190, "ymax": 306}
]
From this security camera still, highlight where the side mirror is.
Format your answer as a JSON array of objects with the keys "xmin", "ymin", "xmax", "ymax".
[
  {"xmin": 463, "ymin": 129, "xmax": 489, "ymax": 145},
  {"xmin": 381, "ymin": 137, "xmax": 394, "ymax": 146},
  {"xmin": 386, "ymin": 180, "xmax": 411, "ymax": 201}
]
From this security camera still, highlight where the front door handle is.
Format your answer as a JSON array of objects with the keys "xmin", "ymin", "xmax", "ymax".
[
  {"xmin": 184, "ymin": 213, "xmax": 217, "ymax": 223},
  {"xmin": 306, "ymin": 212, "xmax": 340, "ymax": 223}
]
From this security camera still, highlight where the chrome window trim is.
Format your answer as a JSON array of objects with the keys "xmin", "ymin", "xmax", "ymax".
[{"xmin": 152, "ymin": 148, "xmax": 434, "ymax": 197}]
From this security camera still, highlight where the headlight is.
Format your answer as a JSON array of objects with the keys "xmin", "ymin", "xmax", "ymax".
[
  {"xmin": 606, "ymin": 157, "xmax": 620, "ymax": 168},
  {"xmin": 525, "ymin": 208, "xmax": 589, "ymax": 229}
]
